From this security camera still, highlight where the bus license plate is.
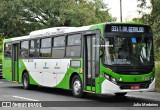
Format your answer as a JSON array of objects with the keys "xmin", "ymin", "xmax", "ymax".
[{"xmin": 131, "ymin": 85, "xmax": 140, "ymax": 89}]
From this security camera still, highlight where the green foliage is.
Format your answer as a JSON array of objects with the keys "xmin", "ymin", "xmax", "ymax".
[
  {"xmin": 0, "ymin": 36, "xmax": 4, "ymax": 63},
  {"xmin": 137, "ymin": 0, "xmax": 160, "ymax": 61},
  {"xmin": 0, "ymin": 0, "xmax": 113, "ymax": 38},
  {"xmin": 155, "ymin": 62, "xmax": 160, "ymax": 92},
  {"xmin": 0, "ymin": 0, "xmax": 113, "ymax": 63}
]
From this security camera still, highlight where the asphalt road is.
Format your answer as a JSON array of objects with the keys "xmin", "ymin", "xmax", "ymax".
[{"xmin": 0, "ymin": 78, "xmax": 160, "ymax": 110}]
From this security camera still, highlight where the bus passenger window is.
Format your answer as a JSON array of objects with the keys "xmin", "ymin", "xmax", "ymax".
[
  {"xmin": 53, "ymin": 36, "xmax": 65, "ymax": 47},
  {"xmin": 39, "ymin": 38, "xmax": 51, "ymax": 58},
  {"xmin": 29, "ymin": 49, "xmax": 39, "ymax": 58},
  {"xmin": 66, "ymin": 34, "xmax": 81, "ymax": 57},
  {"xmin": 52, "ymin": 47, "xmax": 65, "ymax": 58},
  {"xmin": 67, "ymin": 34, "xmax": 81, "ymax": 45},
  {"xmin": 66, "ymin": 46, "xmax": 80, "ymax": 57},
  {"xmin": 52, "ymin": 36, "xmax": 65, "ymax": 58},
  {"xmin": 29, "ymin": 39, "xmax": 39, "ymax": 58},
  {"xmin": 20, "ymin": 41, "xmax": 29, "ymax": 58},
  {"xmin": 41, "ymin": 38, "xmax": 51, "ymax": 48},
  {"xmin": 4, "ymin": 43, "xmax": 12, "ymax": 58},
  {"xmin": 21, "ymin": 50, "xmax": 28, "ymax": 58},
  {"xmin": 21, "ymin": 41, "xmax": 29, "ymax": 50}
]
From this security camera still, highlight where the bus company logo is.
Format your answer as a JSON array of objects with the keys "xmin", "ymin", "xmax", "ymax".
[
  {"xmin": 34, "ymin": 62, "xmax": 37, "ymax": 68},
  {"xmin": 54, "ymin": 62, "xmax": 60, "ymax": 69},
  {"xmin": 43, "ymin": 62, "xmax": 49, "ymax": 69},
  {"xmin": 2, "ymin": 102, "xmax": 11, "ymax": 107},
  {"xmin": 56, "ymin": 62, "xmax": 58, "ymax": 66},
  {"xmin": 45, "ymin": 62, "xmax": 47, "ymax": 66}
]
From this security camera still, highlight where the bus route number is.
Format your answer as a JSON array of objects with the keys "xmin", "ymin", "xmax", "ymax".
[{"xmin": 111, "ymin": 26, "xmax": 144, "ymax": 33}]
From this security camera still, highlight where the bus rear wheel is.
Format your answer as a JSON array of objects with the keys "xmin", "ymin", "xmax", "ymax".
[
  {"xmin": 71, "ymin": 75, "xmax": 83, "ymax": 98},
  {"xmin": 22, "ymin": 72, "xmax": 30, "ymax": 90},
  {"xmin": 115, "ymin": 92, "xmax": 127, "ymax": 96}
]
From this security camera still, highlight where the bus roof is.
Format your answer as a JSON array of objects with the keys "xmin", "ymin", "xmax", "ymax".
[
  {"xmin": 29, "ymin": 25, "xmax": 94, "ymax": 38},
  {"xmin": 11, "ymin": 35, "xmax": 30, "ymax": 41},
  {"xmin": 4, "ymin": 22, "xmax": 148, "ymax": 42},
  {"xmin": 4, "ymin": 35, "xmax": 30, "ymax": 43}
]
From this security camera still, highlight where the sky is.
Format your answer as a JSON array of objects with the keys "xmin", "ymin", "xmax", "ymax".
[{"xmin": 104, "ymin": 0, "xmax": 151, "ymax": 22}]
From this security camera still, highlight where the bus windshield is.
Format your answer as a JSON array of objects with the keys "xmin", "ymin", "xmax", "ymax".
[{"xmin": 103, "ymin": 35, "xmax": 154, "ymax": 66}]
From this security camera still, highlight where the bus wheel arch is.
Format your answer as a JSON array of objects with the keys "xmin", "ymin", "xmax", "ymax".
[{"xmin": 69, "ymin": 72, "xmax": 79, "ymax": 89}]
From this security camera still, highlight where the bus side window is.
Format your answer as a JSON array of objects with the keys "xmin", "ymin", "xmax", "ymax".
[
  {"xmin": 4, "ymin": 43, "xmax": 12, "ymax": 58},
  {"xmin": 40, "ymin": 38, "xmax": 51, "ymax": 58},
  {"xmin": 52, "ymin": 36, "xmax": 65, "ymax": 58},
  {"xmin": 29, "ymin": 39, "xmax": 39, "ymax": 58},
  {"xmin": 20, "ymin": 41, "xmax": 29, "ymax": 59},
  {"xmin": 66, "ymin": 34, "xmax": 81, "ymax": 57}
]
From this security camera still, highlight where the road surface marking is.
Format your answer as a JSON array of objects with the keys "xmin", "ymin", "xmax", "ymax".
[
  {"xmin": 12, "ymin": 96, "xmax": 39, "ymax": 101},
  {"xmin": 0, "ymin": 82, "xmax": 3, "ymax": 83}
]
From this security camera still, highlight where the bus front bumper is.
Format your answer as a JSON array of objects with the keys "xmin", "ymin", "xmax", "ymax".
[{"xmin": 101, "ymin": 78, "xmax": 155, "ymax": 94}]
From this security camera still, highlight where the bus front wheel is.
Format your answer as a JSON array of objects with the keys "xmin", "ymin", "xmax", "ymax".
[
  {"xmin": 71, "ymin": 75, "xmax": 83, "ymax": 98},
  {"xmin": 22, "ymin": 72, "xmax": 30, "ymax": 90}
]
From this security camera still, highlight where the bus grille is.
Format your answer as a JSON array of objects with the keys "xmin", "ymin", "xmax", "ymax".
[
  {"xmin": 110, "ymin": 65, "xmax": 154, "ymax": 75},
  {"xmin": 118, "ymin": 82, "xmax": 150, "ymax": 90}
]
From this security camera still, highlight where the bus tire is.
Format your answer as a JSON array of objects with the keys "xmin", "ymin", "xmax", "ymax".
[
  {"xmin": 115, "ymin": 92, "xmax": 127, "ymax": 96},
  {"xmin": 71, "ymin": 75, "xmax": 83, "ymax": 98},
  {"xmin": 22, "ymin": 72, "xmax": 30, "ymax": 90}
]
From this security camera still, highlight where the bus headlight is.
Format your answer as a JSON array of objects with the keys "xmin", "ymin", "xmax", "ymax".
[
  {"xmin": 111, "ymin": 77, "xmax": 117, "ymax": 84},
  {"xmin": 103, "ymin": 73, "xmax": 117, "ymax": 84},
  {"xmin": 104, "ymin": 74, "xmax": 110, "ymax": 80}
]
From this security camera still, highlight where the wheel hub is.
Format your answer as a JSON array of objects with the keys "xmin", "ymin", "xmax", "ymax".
[
  {"xmin": 73, "ymin": 79, "xmax": 81, "ymax": 95},
  {"xmin": 24, "ymin": 75, "xmax": 28, "ymax": 87}
]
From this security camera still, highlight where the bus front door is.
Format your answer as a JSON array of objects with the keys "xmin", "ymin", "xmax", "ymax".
[
  {"xmin": 83, "ymin": 30, "xmax": 100, "ymax": 92},
  {"xmin": 12, "ymin": 43, "xmax": 19, "ymax": 82}
]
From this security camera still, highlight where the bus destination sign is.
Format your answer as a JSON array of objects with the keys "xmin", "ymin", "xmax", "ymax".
[
  {"xmin": 105, "ymin": 25, "xmax": 151, "ymax": 34},
  {"xmin": 111, "ymin": 26, "xmax": 144, "ymax": 33}
]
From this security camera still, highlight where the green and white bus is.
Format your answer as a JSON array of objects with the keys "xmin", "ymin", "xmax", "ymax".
[{"xmin": 3, "ymin": 22, "xmax": 155, "ymax": 97}]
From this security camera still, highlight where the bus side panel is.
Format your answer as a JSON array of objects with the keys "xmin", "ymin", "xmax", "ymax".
[
  {"xmin": 3, "ymin": 39, "xmax": 12, "ymax": 81},
  {"xmin": 29, "ymin": 73, "xmax": 40, "ymax": 85},
  {"xmin": 18, "ymin": 59, "xmax": 26, "ymax": 83},
  {"xmin": 55, "ymin": 58, "xmax": 83, "ymax": 90},
  {"xmin": 3, "ymin": 59, "xmax": 12, "ymax": 81},
  {"xmin": 18, "ymin": 59, "xmax": 39, "ymax": 85},
  {"xmin": 55, "ymin": 67, "xmax": 82, "ymax": 89},
  {"xmin": 95, "ymin": 60, "xmax": 105, "ymax": 94}
]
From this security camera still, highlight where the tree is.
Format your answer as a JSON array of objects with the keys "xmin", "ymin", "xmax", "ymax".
[
  {"xmin": 137, "ymin": 0, "xmax": 160, "ymax": 60},
  {"xmin": 0, "ymin": 0, "xmax": 113, "ymax": 63},
  {"xmin": 0, "ymin": 0, "xmax": 113, "ymax": 38}
]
